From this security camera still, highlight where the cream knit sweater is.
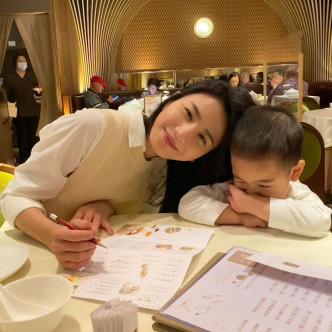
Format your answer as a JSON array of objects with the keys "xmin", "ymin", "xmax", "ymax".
[{"xmin": 43, "ymin": 110, "xmax": 165, "ymax": 220}]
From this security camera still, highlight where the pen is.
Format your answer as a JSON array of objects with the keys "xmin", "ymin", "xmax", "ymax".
[{"xmin": 50, "ymin": 213, "xmax": 108, "ymax": 249}]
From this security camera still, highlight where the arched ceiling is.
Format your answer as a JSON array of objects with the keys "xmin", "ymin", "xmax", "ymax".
[
  {"xmin": 69, "ymin": 0, "xmax": 151, "ymax": 87},
  {"xmin": 264, "ymin": 0, "xmax": 332, "ymax": 81},
  {"xmin": 69, "ymin": 0, "xmax": 331, "ymax": 84}
]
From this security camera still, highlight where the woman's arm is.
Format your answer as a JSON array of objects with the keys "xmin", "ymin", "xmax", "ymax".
[
  {"xmin": 0, "ymin": 109, "xmax": 105, "ymax": 226},
  {"xmin": 0, "ymin": 110, "xmax": 110, "ymax": 268}
]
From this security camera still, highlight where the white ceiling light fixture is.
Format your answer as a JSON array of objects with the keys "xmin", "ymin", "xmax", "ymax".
[{"xmin": 194, "ymin": 17, "xmax": 214, "ymax": 38}]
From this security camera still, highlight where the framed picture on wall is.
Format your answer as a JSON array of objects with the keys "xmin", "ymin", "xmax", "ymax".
[{"xmin": 144, "ymin": 94, "xmax": 162, "ymax": 116}]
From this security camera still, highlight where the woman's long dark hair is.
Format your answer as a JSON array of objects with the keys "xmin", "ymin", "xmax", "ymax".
[{"xmin": 144, "ymin": 81, "xmax": 255, "ymax": 212}]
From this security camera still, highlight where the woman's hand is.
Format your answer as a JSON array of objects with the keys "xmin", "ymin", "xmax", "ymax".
[
  {"xmin": 15, "ymin": 208, "xmax": 101, "ymax": 270},
  {"xmin": 51, "ymin": 219, "xmax": 97, "ymax": 269},
  {"xmin": 71, "ymin": 200, "xmax": 114, "ymax": 235}
]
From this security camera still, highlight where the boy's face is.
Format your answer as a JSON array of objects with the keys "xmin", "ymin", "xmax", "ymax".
[{"xmin": 231, "ymin": 155, "xmax": 303, "ymax": 199}]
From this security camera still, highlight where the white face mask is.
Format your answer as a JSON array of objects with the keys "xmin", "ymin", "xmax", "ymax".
[{"xmin": 17, "ymin": 62, "xmax": 28, "ymax": 71}]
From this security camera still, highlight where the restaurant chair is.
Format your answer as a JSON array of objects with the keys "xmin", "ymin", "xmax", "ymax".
[
  {"xmin": 299, "ymin": 123, "xmax": 326, "ymax": 202},
  {"xmin": 286, "ymin": 102, "xmax": 310, "ymax": 116},
  {"xmin": 302, "ymin": 96, "xmax": 319, "ymax": 110},
  {"xmin": 0, "ymin": 163, "xmax": 15, "ymax": 227}
]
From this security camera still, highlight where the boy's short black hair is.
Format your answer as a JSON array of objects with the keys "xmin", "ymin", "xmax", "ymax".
[{"xmin": 231, "ymin": 105, "xmax": 303, "ymax": 170}]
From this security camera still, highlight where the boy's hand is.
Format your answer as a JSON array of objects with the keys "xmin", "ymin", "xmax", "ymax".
[
  {"xmin": 228, "ymin": 184, "xmax": 270, "ymax": 222},
  {"xmin": 227, "ymin": 184, "xmax": 251, "ymax": 213}
]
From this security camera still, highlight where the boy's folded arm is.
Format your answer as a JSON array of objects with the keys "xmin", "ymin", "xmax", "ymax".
[
  {"xmin": 269, "ymin": 198, "xmax": 331, "ymax": 238},
  {"xmin": 215, "ymin": 206, "xmax": 242, "ymax": 225},
  {"xmin": 178, "ymin": 183, "xmax": 230, "ymax": 226},
  {"xmin": 216, "ymin": 206, "xmax": 267, "ymax": 228}
]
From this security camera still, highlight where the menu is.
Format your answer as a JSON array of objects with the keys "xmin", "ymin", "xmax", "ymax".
[
  {"xmin": 61, "ymin": 220, "xmax": 213, "ymax": 310},
  {"xmin": 154, "ymin": 247, "xmax": 332, "ymax": 332}
]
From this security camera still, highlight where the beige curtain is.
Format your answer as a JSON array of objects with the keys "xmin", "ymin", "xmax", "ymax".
[
  {"xmin": 0, "ymin": 16, "xmax": 13, "ymax": 73},
  {"xmin": 15, "ymin": 13, "xmax": 62, "ymax": 131}
]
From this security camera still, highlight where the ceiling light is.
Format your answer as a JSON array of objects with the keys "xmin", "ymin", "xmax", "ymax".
[{"xmin": 194, "ymin": 17, "xmax": 214, "ymax": 38}]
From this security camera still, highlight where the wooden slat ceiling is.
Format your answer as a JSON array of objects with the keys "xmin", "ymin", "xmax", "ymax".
[
  {"xmin": 69, "ymin": 0, "xmax": 150, "ymax": 86},
  {"xmin": 69, "ymin": 0, "xmax": 331, "ymax": 83}
]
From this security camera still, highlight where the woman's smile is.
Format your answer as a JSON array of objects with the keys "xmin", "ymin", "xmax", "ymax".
[{"xmin": 164, "ymin": 129, "xmax": 177, "ymax": 150}]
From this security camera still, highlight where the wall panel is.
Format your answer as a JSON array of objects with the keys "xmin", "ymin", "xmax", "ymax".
[
  {"xmin": 69, "ymin": 0, "xmax": 150, "ymax": 90},
  {"xmin": 115, "ymin": 0, "xmax": 296, "ymax": 72},
  {"xmin": 266, "ymin": 0, "xmax": 332, "ymax": 82}
]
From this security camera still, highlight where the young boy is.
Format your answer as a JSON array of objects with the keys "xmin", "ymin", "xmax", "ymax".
[{"xmin": 179, "ymin": 105, "xmax": 332, "ymax": 238}]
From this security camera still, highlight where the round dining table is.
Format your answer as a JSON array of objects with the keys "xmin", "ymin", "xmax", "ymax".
[{"xmin": 1, "ymin": 213, "xmax": 332, "ymax": 331}]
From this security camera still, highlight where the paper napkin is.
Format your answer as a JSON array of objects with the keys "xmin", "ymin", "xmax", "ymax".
[{"xmin": 90, "ymin": 298, "xmax": 138, "ymax": 332}]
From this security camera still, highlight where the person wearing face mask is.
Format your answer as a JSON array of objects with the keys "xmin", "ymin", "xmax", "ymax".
[{"xmin": 3, "ymin": 53, "xmax": 41, "ymax": 164}]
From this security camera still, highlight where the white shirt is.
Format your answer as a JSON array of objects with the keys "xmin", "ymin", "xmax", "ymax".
[
  {"xmin": 0, "ymin": 109, "xmax": 146, "ymax": 227},
  {"xmin": 178, "ymin": 181, "xmax": 332, "ymax": 238}
]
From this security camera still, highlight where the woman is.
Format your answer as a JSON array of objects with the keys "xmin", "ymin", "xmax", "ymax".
[
  {"xmin": 3, "ymin": 53, "xmax": 42, "ymax": 163},
  {"xmin": 228, "ymin": 72, "xmax": 240, "ymax": 88},
  {"xmin": 0, "ymin": 80, "xmax": 254, "ymax": 269}
]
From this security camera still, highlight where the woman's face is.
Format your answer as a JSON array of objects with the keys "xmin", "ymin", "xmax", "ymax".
[
  {"xmin": 229, "ymin": 76, "xmax": 239, "ymax": 88},
  {"xmin": 146, "ymin": 93, "xmax": 227, "ymax": 161},
  {"xmin": 17, "ymin": 55, "xmax": 27, "ymax": 64}
]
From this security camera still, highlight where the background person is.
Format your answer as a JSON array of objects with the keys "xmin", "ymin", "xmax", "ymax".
[
  {"xmin": 0, "ymin": 80, "xmax": 254, "ymax": 269},
  {"xmin": 141, "ymin": 78, "xmax": 162, "ymax": 97},
  {"xmin": 255, "ymin": 71, "xmax": 264, "ymax": 84},
  {"xmin": 219, "ymin": 75, "xmax": 228, "ymax": 82},
  {"xmin": 270, "ymin": 69, "xmax": 284, "ymax": 89},
  {"xmin": 117, "ymin": 78, "xmax": 127, "ymax": 90},
  {"xmin": 268, "ymin": 69, "xmax": 309, "ymax": 104},
  {"xmin": 179, "ymin": 105, "xmax": 331, "ymax": 238},
  {"xmin": 3, "ymin": 53, "xmax": 41, "ymax": 164},
  {"xmin": 228, "ymin": 72, "xmax": 240, "ymax": 88},
  {"xmin": 84, "ymin": 76, "xmax": 114, "ymax": 109},
  {"xmin": 240, "ymin": 72, "xmax": 251, "ymax": 86}
]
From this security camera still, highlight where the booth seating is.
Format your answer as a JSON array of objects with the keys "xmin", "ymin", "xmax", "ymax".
[
  {"xmin": 245, "ymin": 83, "xmax": 264, "ymax": 94},
  {"xmin": 70, "ymin": 91, "xmax": 144, "ymax": 113},
  {"xmin": 68, "ymin": 89, "xmax": 182, "ymax": 113},
  {"xmin": 308, "ymin": 82, "xmax": 332, "ymax": 108}
]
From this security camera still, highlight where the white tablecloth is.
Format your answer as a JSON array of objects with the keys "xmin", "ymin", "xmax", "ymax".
[
  {"xmin": 271, "ymin": 95, "xmax": 320, "ymax": 107},
  {"xmin": 1, "ymin": 214, "xmax": 332, "ymax": 332},
  {"xmin": 302, "ymin": 108, "xmax": 332, "ymax": 192},
  {"xmin": 118, "ymin": 103, "xmax": 144, "ymax": 113}
]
